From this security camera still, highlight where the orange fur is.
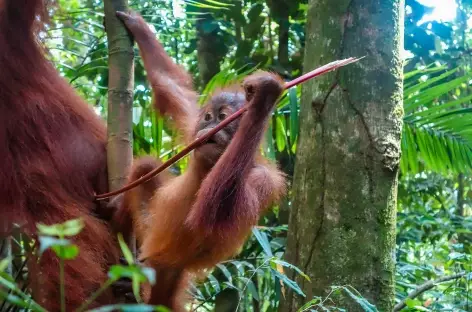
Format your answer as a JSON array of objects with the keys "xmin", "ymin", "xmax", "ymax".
[
  {"xmin": 114, "ymin": 11, "xmax": 286, "ymax": 310},
  {"xmin": 0, "ymin": 0, "xmax": 122, "ymax": 310}
]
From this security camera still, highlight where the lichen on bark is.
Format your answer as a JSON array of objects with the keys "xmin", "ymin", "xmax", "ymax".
[{"xmin": 280, "ymin": 0, "xmax": 404, "ymax": 311}]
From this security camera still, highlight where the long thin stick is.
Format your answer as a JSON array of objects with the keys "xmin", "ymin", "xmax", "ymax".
[{"xmin": 95, "ymin": 57, "xmax": 362, "ymax": 200}]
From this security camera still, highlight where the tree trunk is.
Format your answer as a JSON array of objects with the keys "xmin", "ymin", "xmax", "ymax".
[
  {"xmin": 277, "ymin": 17, "xmax": 289, "ymax": 69},
  {"xmin": 266, "ymin": 0, "xmax": 290, "ymax": 70},
  {"xmin": 280, "ymin": 0, "xmax": 404, "ymax": 311},
  {"xmin": 104, "ymin": 0, "xmax": 134, "ymax": 191},
  {"xmin": 196, "ymin": 14, "xmax": 224, "ymax": 87}
]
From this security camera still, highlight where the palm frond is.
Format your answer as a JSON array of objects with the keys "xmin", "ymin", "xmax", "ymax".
[
  {"xmin": 199, "ymin": 63, "xmax": 255, "ymax": 104},
  {"xmin": 401, "ymin": 65, "xmax": 472, "ymax": 174}
]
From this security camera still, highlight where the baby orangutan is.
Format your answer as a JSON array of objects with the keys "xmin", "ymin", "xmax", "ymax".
[{"xmin": 113, "ymin": 11, "xmax": 286, "ymax": 310}]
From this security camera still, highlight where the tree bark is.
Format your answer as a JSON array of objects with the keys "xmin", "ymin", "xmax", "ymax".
[
  {"xmin": 104, "ymin": 0, "xmax": 134, "ymax": 191},
  {"xmin": 277, "ymin": 17, "xmax": 289, "ymax": 69},
  {"xmin": 266, "ymin": 0, "xmax": 291, "ymax": 70},
  {"xmin": 196, "ymin": 14, "xmax": 224, "ymax": 87},
  {"xmin": 280, "ymin": 1, "xmax": 404, "ymax": 311}
]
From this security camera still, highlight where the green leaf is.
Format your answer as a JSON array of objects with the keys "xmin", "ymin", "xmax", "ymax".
[
  {"xmin": 230, "ymin": 261, "xmax": 248, "ymax": 275},
  {"xmin": 37, "ymin": 223, "xmax": 62, "ymax": 236},
  {"xmin": 108, "ymin": 264, "xmax": 155, "ymax": 286},
  {"xmin": 404, "ymin": 68, "xmax": 457, "ymax": 98},
  {"xmin": 207, "ymin": 274, "xmax": 220, "ymax": 292},
  {"xmin": 270, "ymin": 268, "xmax": 305, "ymax": 297},
  {"xmin": 52, "ymin": 244, "xmax": 79, "ymax": 260},
  {"xmin": 296, "ymin": 298, "xmax": 321, "ymax": 311},
  {"xmin": 216, "ymin": 264, "xmax": 233, "ymax": 283},
  {"xmin": 405, "ymin": 74, "xmax": 472, "ymax": 113},
  {"xmin": 185, "ymin": 0, "xmax": 229, "ymax": 10},
  {"xmin": 0, "ymin": 276, "xmax": 46, "ymax": 312},
  {"xmin": 132, "ymin": 272, "xmax": 142, "ymax": 302},
  {"xmin": 118, "ymin": 233, "xmax": 134, "ymax": 265},
  {"xmin": 61, "ymin": 219, "xmax": 85, "ymax": 236},
  {"xmin": 204, "ymin": 0, "xmax": 234, "ymax": 7},
  {"xmin": 342, "ymin": 287, "xmax": 378, "ymax": 312},
  {"xmin": 37, "ymin": 218, "xmax": 84, "ymax": 237},
  {"xmin": 405, "ymin": 298, "xmax": 423, "ymax": 308},
  {"xmin": 38, "ymin": 236, "xmax": 71, "ymax": 255},
  {"xmin": 199, "ymin": 63, "xmax": 254, "ymax": 104},
  {"xmin": 291, "ymin": 140, "xmax": 297, "ymax": 154},
  {"xmin": 0, "ymin": 272, "xmax": 14, "ymax": 283},
  {"xmin": 108, "ymin": 265, "xmax": 134, "ymax": 280},
  {"xmin": 406, "ymin": 94, "xmax": 472, "ymax": 121},
  {"xmin": 238, "ymin": 276, "xmax": 259, "ymax": 301},
  {"xmin": 402, "ymin": 65, "xmax": 472, "ymax": 174},
  {"xmin": 247, "ymin": 279, "xmax": 259, "ymax": 301},
  {"xmin": 0, "ymin": 275, "xmax": 20, "ymax": 293},
  {"xmin": 406, "ymin": 125, "xmax": 419, "ymax": 173},
  {"xmin": 141, "ymin": 267, "xmax": 156, "ymax": 285},
  {"xmin": 289, "ymin": 87, "xmax": 299, "ymax": 146},
  {"xmin": 275, "ymin": 114, "xmax": 287, "ymax": 152},
  {"xmin": 252, "ymin": 228, "xmax": 273, "ymax": 257},
  {"xmin": 0, "ymin": 257, "xmax": 11, "ymax": 272},
  {"xmin": 0, "ymin": 289, "xmax": 47, "ymax": 311},
  {"xmin": 403, "ymin": 64, "xmax": 446, "ymax": 80},
  {"xmin": 270, "ymin": 259, "xmax": 310, "ymax": 282}
]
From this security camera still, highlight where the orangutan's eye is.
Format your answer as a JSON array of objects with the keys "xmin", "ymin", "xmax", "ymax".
[
  {"xmin": 218, "ymin": 113, "xmax": 227, "ymax": 120},
  {"xmin": 204, "ymin": 112, "xmax": 212, "ymax": 121}
]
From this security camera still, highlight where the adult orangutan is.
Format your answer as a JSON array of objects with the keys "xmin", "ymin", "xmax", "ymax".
[
  {"xmin": 0, "ymin": 0, "xmax": 123, "ymax": 309},
  {"xmin": 112, "ymin": 11, "xmax": 286, "ymax": 311}
]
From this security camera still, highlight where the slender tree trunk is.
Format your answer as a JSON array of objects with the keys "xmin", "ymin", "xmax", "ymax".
[
  {"xmin": 196, "ymin": 13, "xmax": 223, "ymax": 87},
  {"xmin": 280, "ymin": 0, "xmax": 404, "ymax": 311},
  {"xmin": 266, "ymin": 0, "xmax": 290, "ymax": 69},
  {"xmin": 104, "ymin": 0, "xmax": 134, "ymax": 191},
  {"xmin": 276, "ymin": 13, "xmax": 289, "ymax": 69}
]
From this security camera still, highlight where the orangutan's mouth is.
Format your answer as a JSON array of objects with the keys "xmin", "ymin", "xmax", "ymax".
[{"xmin": 205, "ymin": 138, "xmax": 218, "ymax": 145}]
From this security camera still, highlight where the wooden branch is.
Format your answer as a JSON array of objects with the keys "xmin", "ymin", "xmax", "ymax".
[
  {"xmin": 393, "ymin": 272, "xmax": 467, "ymax": 311},
  {"xmin": 95, "ymin": 56, "xmax": 363, "ymax": 200}
]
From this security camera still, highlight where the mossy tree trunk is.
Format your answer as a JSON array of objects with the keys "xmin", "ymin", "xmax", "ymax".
[
  {"xmin": 104, "ymin": 0, "xmax": 134, "ymax": 191},
  {"xmin": 280, "ymin": 0, "xmax": 404, "ymax": 311}
]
